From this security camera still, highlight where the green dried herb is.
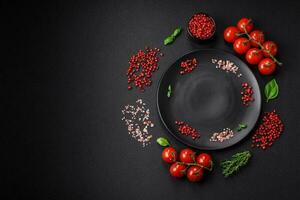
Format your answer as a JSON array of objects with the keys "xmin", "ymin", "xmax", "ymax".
[
  {"xmin": 164, "ymin": 27, "xmax": 182, "ymax": 45},
  {"xmin": 156, "ymin": 137, "xmax": 170, "ymax": 147},
  {"xmin": 237, "ymin": 123, "xmax": 247, "ymax": 132},
  {"xmin": 264, "ymin": 79, "xmax": 279, "ymax": 102},
  {"xmin": 167, "ymin": 84, "xmax": 172, "ymax": 98},
  {"xmin": 220, "ymin": 151, "xmax": 251, "ymax": 177}
]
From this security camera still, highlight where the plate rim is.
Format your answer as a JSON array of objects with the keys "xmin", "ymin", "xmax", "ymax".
[{"xmin": 156, "ymin": 48, "xmax": 262, "ymax": 150}]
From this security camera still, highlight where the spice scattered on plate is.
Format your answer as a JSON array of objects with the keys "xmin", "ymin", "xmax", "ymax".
[
  {"xmin": 241, "ymin": 82, "xmax": 254, "ymax": 106},
  {"xmin": 211, "ymin": 58, "xmax": 242, "ymax": 77},
  {"xmin": 188, "ymin": 13, "xmax": 216, "ymax": 40},
  {"xmin": 210, "ymin": 128, "xmax": 234, "ymax": 142},
  {"xmin": 127, "ymin": 47, "xmax": 163, "ymax": 91},
  {"xmin": 252, "ymin": 110, "xmax": 284, "ymax": 150},
  {"xmin": 175, "ymin": 121, "xmax": 200, "ymax": 140},
  {"xmin": 180, "ymin": 58, "xmax": 198, "ymax": 75},
  {"xmin": 121, "ymin": 99, "xmax": 154, "ymax": 147}
]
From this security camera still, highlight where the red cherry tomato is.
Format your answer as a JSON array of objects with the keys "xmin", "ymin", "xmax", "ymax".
[
  {"xmin": 169, "ymin": 163, "xmax": 187, "ymax": 178},
  {"xmin": 262, "ymin": 41, "xmax": 278, "ymax": 57},
  {"xmin": 237, "ymin": 18, "xmax": 253, "ymax": 33},
  {"xmin": 223, "ymin": 26, "xmax": 240, "ymax": 43},
  {"xmin": 186, "ymin": 166, "xmax": 204, "ymax": 182},
  {"xmin": 249, "ymin": 30, "xmax": 265, "ymax": 47},
  {"xmin": 179, "ymin": 148, "xmax": 195, "ymax": 163},
  {"xmin": 162, "ymin": 147, "xmax": 177, "ymax": 164},
  {"xmin": 233, "ymin": 37, "xmax": 250, "ymax": 54},
  {"xmin": 196, "ymin": 153, "xmax": 213, "ymax": 168},
  {"xmin": 245, "ymin": 48, "xmax": 263, "ymax": 65},
  {"xmin": 258, "ymin": 58, "xmax": 276, "ymax": 75}
]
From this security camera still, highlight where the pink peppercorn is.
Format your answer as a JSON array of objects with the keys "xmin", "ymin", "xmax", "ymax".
[
  {"xmin": 188, "ymin": 13, "xmax": 216, "ymax": 40},
  {"xmin": 241, "ymin": 82, "xmax": 254, "ymax": 106},
  {"xmin": 127, "ymin": 47, "xmax": 163, "ymax": 91},
  {"xmin": 175, "ymin": 121, "xmax": 200, "ymax": 140},
  {"xmin": 180, "ymin": 58, "xmax": 198, "ymax": 74},
  {"xmin": 252, "ymin": 110, "xmax": 284, "ymax": 150}
]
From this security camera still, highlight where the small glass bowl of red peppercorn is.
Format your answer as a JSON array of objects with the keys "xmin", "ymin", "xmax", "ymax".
[{"xmin": 187, "ymin": 13, "xmax": 216, "ymax": 43}]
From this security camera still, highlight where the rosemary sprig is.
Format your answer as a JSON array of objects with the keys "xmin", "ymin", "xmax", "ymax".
[{"xmin": 220, "ymin": 151, "xmax": 251, "ymax": 177}]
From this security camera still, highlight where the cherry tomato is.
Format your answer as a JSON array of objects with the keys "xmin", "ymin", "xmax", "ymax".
[
  {"xmin": 237, "ymin": 18, "xmax": 253, "ymax": 33},
  {"xmin": 162, "ymin": 147, "xmax": 177, "ymax": 164},
  {"xmin": 223, "ymin": 26, "xmax": 240, "ymax": 43},
  {"xmin": 245, "ymin": 48, "xmax": 263, "ymax": 65},
  {"xmin": 179, "ymin": 148, "xmax": 195, "ymax": 163},
  {"xmin": 262, "ymin": 41, "xmax": 278, "ymax": 57},
  {"xmin": 249, "ymin": 30, "xmax": 265, "ymax": 47},
  {"xmin": 258, "ymin": 58, "xmax": 276, "ymax": 75},
  {"xmin": 186, "ymin": 166, "xmax": 204, "ymax": 182},
  {"xmin": 233, "ymin": 37, "xmax": 250, "ymax": 54},
  {"xmin": 169, "ymin": 163, "xmax": 187, "ymax": 178},
  {"xmin": 196, "ymin": 153, "xmax": 212, "ymax": 168}
]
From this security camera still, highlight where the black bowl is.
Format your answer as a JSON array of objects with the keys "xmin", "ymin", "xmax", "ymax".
[{"xmin": 187, "ymin": 13, "xmax": 216, "ymax": 44}]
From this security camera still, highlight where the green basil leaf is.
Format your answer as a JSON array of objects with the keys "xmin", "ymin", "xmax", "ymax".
[
  {"xmin": 172, "ymin": 27, "xmax": 182, "ymax": 37},
  {"xmin": 164, "ymin": 36, "xmax": 174, "ymax": 45},
  {"xmin": 239, "ymin": 123, "xmax": 247, "ymax": 128},
  {"xmin": 156, "ymin": 137, "xmax": 170, "ymax": 147},
  {"xmin": 167, "ymin": 85, "xmax": 172, "ymax": 98},
  {"xmin": 167, "ymin": 91, "xmax": 171, "ymax": 98},
  {"xmin": 264, "ymin": 79, "xmax": 279, "ymax": 102}
]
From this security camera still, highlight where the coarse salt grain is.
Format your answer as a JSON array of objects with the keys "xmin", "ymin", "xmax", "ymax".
[
  {"xmin": 121, "ymin": 99, "xmax": 154, "ymax": 147},
  {"xmin": 211, "ymin": 58, "xmax": 242, "ymax": 77},
  {"xmin": 210, "ymin": 128, "xmax": 234, "ymax": 142}
]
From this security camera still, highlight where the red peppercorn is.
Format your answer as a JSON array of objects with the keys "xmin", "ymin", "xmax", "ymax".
[
  {"xmin": 127, "ymin": 47, "xmax": 163, "ymax": 91},
  {"xmin": 175, "ymin": 121, "xmax": 200, "ymax": 140},
  {"xmin": 241, "ymin": 82, "xmax": 254, "ymax": 106},
  {"xmin": 188, "ymin": 13, "xmax": 216, "ymax": 40},
  {"xmin": 252, "ymin": 110, "xmax": 284, "ymax": 150},
  {"xmin": 180, "ymin": 58, "xmax": 198, "ymax": 75}
]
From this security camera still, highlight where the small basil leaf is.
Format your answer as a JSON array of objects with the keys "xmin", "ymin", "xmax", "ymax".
[
  {"xmin": 172, "ymin": 28, "xmax": 182, "ymax": 37},
  {"xmin": 239, "ymin": 124, "xmax": 247, "ymax": 128},
  {"xmin": 264, "ymin": 79, "xmax": 279, "ymax": 102},
  {"xmin": 156, "ymin": 137, "xmax": 170, "ymax": 147},
  {"xmin": 164, "ymin": 36, "xmax": 174, "ymax": 45}
]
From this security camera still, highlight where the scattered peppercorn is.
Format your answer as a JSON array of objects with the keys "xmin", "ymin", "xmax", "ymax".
[
  {"xmin": 127, "ymin": 47, "xmax": 163, "ymax": 91},
  {"xmin": 252, "ymin": 110, "xmax": 284, "ymax": 150},
  {"xmin": 175, "ymin": 121, "xmax": 200, "ymax": 140},
  {"xmin": 241, "ymin": 82, "xmax": 254, "ymax": 106},
  {"xmin": 180, "ymin": 58, "xmax": 198, "ymax": 74}
]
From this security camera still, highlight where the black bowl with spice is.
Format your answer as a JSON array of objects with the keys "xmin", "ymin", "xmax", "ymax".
[{"xmin": 187, "ymin": 13, "xmax": 216, "ymax": 43}]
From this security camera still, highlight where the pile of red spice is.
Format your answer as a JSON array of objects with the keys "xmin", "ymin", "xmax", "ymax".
[
  {"xmin": 188, "ymin": 13, "xmax": 216, "ymax": 40},
  {"xmin": 252, "ymin": 110, "xmax": 284, "ymax": 150},
  {"xmin": 127, "ymin": 47, "xmax": 163, "ymax": 91},
  {"xmin": 241, "ymin": 82, "xmax": 254, "ymax": 106},
  {"xmin": 175, "ymin": 121, "xmax": 200, "ymax": 140},
  {"xmin": 180, "ymin": 58, "xmax": 198, "ymax": 74}
]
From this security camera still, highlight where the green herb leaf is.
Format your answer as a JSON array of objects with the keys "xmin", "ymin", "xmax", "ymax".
[
  {"xmin": 156, "ymin": 137, "xmax": 170, "ymax": 147},
  {"xmin": 264, "ymin": 79, "xmax": 279, "ymax": 102},
  {"xmin": 172, "ymin": 27, "xmax": 182, "ymax": 37},
  {"xmin": 237, "ymin": 123, "xmax": 247, "ymax": 132},
  {"xmin": 164, "ymin": 36, "xmax": 175, "ymax": 45},
  {"xmin": 220, "ymin": 151, "xmax": 251, "ymax": 177},
  {"xmin": 167, "ymin": 84, "xmax": 172, "ymax": 98}
]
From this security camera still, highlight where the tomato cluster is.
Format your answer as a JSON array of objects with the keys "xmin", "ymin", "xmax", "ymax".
[
  {"xmin": 161, "ymin": 147, "xmax": 213, "ymax": 182},
  {"xmin": 223, "ymin": 17, "xmax": 280, "ymax": 75}
]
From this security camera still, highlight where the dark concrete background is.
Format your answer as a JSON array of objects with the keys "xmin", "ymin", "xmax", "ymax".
[{"xmin": 3, "ymin": 0, "xmax": 300, "ymax": 199}]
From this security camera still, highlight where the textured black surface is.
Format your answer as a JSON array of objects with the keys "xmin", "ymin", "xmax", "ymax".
[
  {"xmin": 157, "ymin": 49, "xmax": 261, "ymax": 150},
  {"xmin": 3, "ymin": 0, "xmax": 300, "ymax": 199}
]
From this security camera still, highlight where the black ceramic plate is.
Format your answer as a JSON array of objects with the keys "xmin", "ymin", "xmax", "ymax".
[{"xmin": 157, "ymin": 49, "xmax": 261, "ymax": 150}]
